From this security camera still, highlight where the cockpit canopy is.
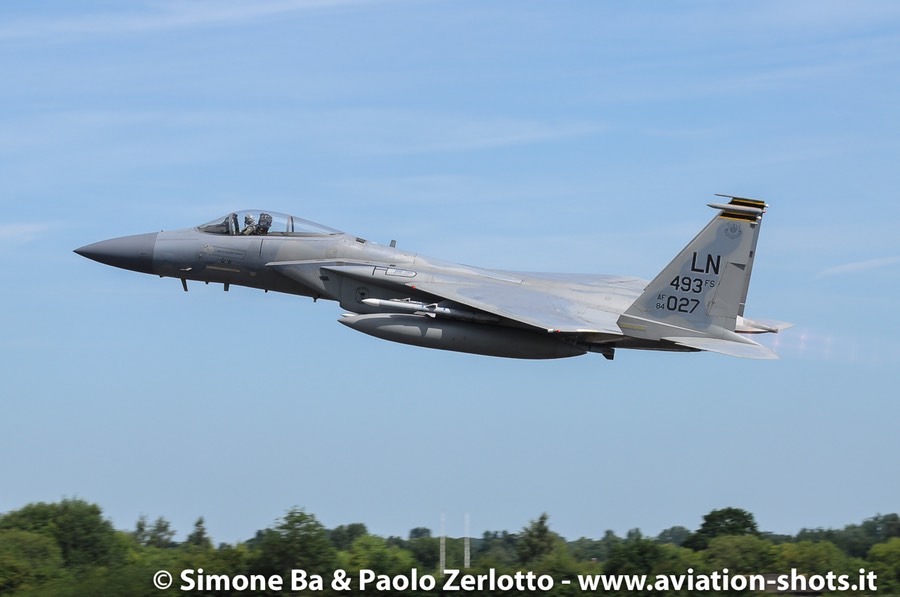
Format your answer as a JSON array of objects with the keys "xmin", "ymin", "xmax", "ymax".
[{"xmin": 197, "ymin": 210, "xmax": 342, "ymax": 236}]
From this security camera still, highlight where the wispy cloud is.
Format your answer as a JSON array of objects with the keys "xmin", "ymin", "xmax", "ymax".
[
  {"xmin": 0, "ymin": 108, "xmax": 605, "ymax": 170},
  {"xmin": 817, "ymin": 255, "xmax": 900, "ymax": 278},
  {"xmin": 585, "ymin": 4, "xmax": 900, "ymax": 106},
  {"xmin": 0, "ymin": 0, "xmax": 371, "ymax": 42},
  {"xmin": 313, "ymin": 111, "xmax": 607, "ymax": 155},
  {"xmin": 417, "ymin": 119, "xmax": 607, "ymax": 153},
  {"xmin": 0, "ymin": 223, "xmax": 54, "ymax": 243}
]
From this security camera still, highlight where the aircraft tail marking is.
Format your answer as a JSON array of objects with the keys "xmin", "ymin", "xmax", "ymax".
[{"xmin": 619, "ymin": 196, "xmax": 769, "ymax": 344}]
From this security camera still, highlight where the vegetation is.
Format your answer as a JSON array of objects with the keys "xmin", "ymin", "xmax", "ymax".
[{"xmin": 0, "ymin": 500, "xmax": 897, "ymax": 596}]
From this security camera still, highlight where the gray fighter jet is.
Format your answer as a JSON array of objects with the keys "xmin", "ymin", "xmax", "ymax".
[{"xmin": 75, "ymin": 195, "xmax": 790, "ymax": 360}]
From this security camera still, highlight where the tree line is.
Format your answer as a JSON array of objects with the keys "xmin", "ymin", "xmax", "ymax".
[{"xmin": 1, "ymin": 499, "xmax": 898, "ymax": 596}]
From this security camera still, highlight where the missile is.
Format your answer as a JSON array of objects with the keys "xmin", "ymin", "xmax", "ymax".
[{"xmin": 361, "ymin": 298, "xmax": 498, "ymax": 323}]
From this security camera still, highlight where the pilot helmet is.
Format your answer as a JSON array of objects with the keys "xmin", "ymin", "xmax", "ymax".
[{"xmin": 244, "ymin": 214, "xmax": 255, "ymax": 224}]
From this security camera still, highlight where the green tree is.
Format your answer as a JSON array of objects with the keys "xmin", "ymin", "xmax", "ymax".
[
  {"xmin": 333, "ymin": 535, "xmax": 417, "ymax": 596},
  {"xmin": 408, "ymin": 527, "xmax": 431, "ymax": 540},
  {"xmin": 600, "ymin": 530, "xmax": 623, "ymax": 557},
  {"xmin": 650, "ymin": 543, "xmax": 705, "ymax": 596},
  {"xmin": 604, "ymin": 536, "xmax": 663, "ymax": 576},
  {"xmin": 761, "ymin": 531, "xmax": 793, "ymax": 544},
  {"xmin": 0, "ymin": 499, "xmax": 118, "ymax": 568},
  {"xmin": 0, "ymin": 530, "xmax": 66, "ymax": 593},
  {"xmin": 569, "ymin": 537, "xmax": 607, "ymax": 563},
  {"xmin": 704, "ymin": 534, "xmax": 777, "ymax": 573},
  {"xmin": 329, "ymin": 523, "xmax": 368, "ymax": 551},
  {"xmin": 517, "ymin": 513, "xmax": 559, "ymax": 565},
  {"xmin": 652, "ymin": 542, "xmax": 704, "ymax": 573},
  {"xmin": 252, "ymin": 507, "xmax": 336, "ymax": 578},
  {"xmin": 199, "ymin": 541, "xmax": 253, "ymax": 587},
  {"xmin": 184, "ymin": 517, "xmax": 212, "ymax": 550},
  {"xmin": 146, "ymin": 516, "xmax": 176, "ymax": 549},
  {"xmin": 132, "ymin": 515, "xmax": 149, "ymax": 546},
  {"xmin": 406, "ymin": 535, "xmax": 440, "ymax": 571},
  {"xmin": 795, "ymin": 513, "xmax": 900, "ymax": 558},
  {"xmin": 477, "ymin": 530, "xmax": 518, "ymax": 566},
  {"xmin": 656, "ymin": 526, "xmax": 691, "ymax": 547},
  {"xmin": 684, "ymin": 507, "xmax": 758, "ymax": 551},
  {"xmin": 537, "ymin": 542, "xmax": 581, "ymax": 591},
  {"xmin": 868, "ymin": 537, "xmax": 900, "ymax": 594},
  {"xmin": 346, "ymin": 534, "xmax": 415, "ymax": 576},
  {"xmin": 604, "ymin": 535, "xmax": 663, "ymax": 596},
  {"xmin": 777, "ymin": 540, "xmax": 850, "ymax": 576}
]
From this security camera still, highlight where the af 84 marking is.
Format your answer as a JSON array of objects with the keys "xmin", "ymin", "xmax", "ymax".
[{"xmin": 655, "ymin": 294, "xmax": 701, "ymax": 314}]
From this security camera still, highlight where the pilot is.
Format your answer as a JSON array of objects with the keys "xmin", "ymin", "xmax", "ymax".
[{"xmin": 241, "ymin": 214, "xmax": 257, "ymax": 235}]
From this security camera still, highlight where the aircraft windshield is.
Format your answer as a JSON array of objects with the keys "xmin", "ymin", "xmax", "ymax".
[{"xmin": 197, "ymin": 210, "xmax": 341, "ymax": 236}]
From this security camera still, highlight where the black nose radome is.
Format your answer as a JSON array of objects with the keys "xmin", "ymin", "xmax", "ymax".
[{"xmin": 75, "ymin": 232, "xmax": 159, "ymax": 275}]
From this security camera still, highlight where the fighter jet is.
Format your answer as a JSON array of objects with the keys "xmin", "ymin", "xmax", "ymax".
[{"xmin": 75, "ymin": 195, "xmax": 790, "ymax": 360}]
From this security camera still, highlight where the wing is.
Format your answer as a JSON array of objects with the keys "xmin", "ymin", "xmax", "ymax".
[
  {"xmin": 407, "ymin": 276, "xmax": 623, "ymax": 335},
  {"xmin": 267, "ymin": 259, "xmax": 624, "ymax": 336},
  {"xmin": 268, "ymin": 260, "xmax": 782, "ymax": 359}
]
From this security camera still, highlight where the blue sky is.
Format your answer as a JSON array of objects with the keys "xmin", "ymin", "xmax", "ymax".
[{"xmin": 2, "ymin": 1, "xmax": 899, "ymax": 545}]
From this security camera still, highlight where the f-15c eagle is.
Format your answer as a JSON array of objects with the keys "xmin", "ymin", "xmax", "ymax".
[{"xmin": 75, "ymin": 195, "xmax": 790, "ymax": 360}]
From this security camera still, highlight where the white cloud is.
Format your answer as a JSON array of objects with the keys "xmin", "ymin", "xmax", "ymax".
[
  {"xmin": 0, "ymin": 223, "xmax": 54, "ymax": 243},
  {"xmin": 0, "ymin": 0, "xmax": 372, "ymax": 42},
  {"xmin": 817, "ymin": 255, "xmax": 900, "ymax": 278},
  {"xmin": 309, "ymin": 110, "xmax": 607, "ymax": 155}
]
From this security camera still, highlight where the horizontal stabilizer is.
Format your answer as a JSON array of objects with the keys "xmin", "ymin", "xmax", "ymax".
[
  {"xmin": 663, "ymin": 336, "xmax": 779, "ymax": 360},
  {"xmin": 735, "ymin": 316, "xmax": 794, "ymax": 334}
]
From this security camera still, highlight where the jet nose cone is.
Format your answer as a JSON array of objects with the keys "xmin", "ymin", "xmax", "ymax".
[{"xmin": 75, "ymin": 232, "xmax": 159, "ymax": 274}]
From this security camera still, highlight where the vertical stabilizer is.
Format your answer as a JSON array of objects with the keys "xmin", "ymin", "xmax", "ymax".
[{"xmin": 620, "ymin": 196, "xmax": 768, "ymax": 341}]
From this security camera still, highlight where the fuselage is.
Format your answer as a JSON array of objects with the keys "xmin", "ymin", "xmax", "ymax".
[
  {"xmin": 76, "ymin": 200, "xmax": 784, "ymax": 360},
  {"xmin": 78, "ymin": 212, "xmax": 643, "ymax": 318},
  {"xmin": 75, "ymin": 210, "xmax": 642, "ymax": 359}
]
